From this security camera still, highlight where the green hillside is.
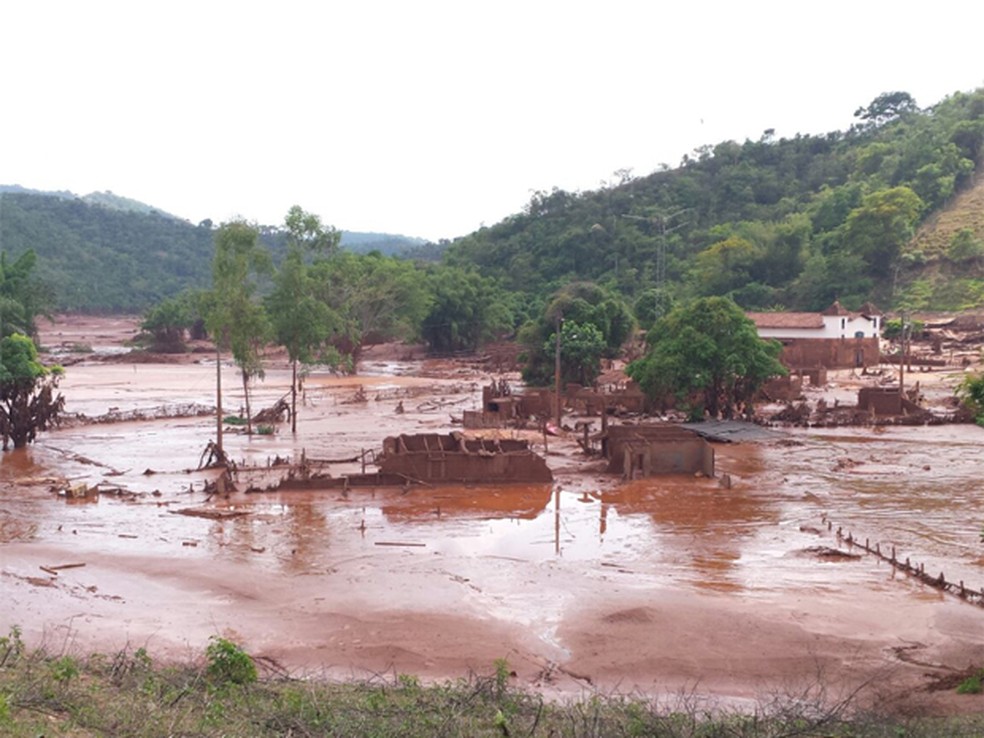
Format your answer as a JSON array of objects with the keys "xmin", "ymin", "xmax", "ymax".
[
  {"xmin": 3, "ymin": 87, "xmax": 984, "ymax": 315},
  {"xmin": 445, "ymin": 88, "xmax": 984, "ymax": 312},
  {"xmin": 0, "ymin": 193, "xmax": 434, "ymax": 312},
  {"xmin": 0, "ymin": 192, "xmax": 215, "ymax": 312}
]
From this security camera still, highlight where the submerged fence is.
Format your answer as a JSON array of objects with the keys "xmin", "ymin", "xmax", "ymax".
[{"xmin": 822, "ymin": 515, "xmax": 984, "ymax": 608}]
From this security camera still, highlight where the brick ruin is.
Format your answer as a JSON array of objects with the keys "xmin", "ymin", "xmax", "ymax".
[
  {"xmin": 601, "ymin": 424, "xmax": 715, "ymax": 479},
  {"xmin": 777, "ymin": 336, "xmax": 880, "ymax": 371},
  {"xmin": 378, "ymin": 432, "xmax": 553, "ymax": 484},
  {"xmin": 463, "ymin": 379, "xmax": 650, "ymax": 430}
]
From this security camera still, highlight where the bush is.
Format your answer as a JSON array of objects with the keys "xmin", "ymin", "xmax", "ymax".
[
  {"xmin": 205, "ymin": 637, "xmax": 257, "ymax": 687},
  {"xmin": 956, "ymin": 372, "xmax": 984, "ymax": 425}
]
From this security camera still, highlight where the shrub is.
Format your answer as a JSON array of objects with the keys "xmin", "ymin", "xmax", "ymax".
[
  {"xmin": 205, "ymin": 637, "xmax": 257, "ymax": 687},
  {"xmin": 956, "ymin": 372, "xmax": 984, "ymax": 426}
]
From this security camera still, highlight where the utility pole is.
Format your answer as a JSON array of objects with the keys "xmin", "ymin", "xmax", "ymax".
[
  {"xmin": 215, "ymin": 344, "xmax": 224, "ymax": 459},
  {"xmin": 898, "ymin": 311, "xmax": 908, "ymax": 395},
  {"xmin": 554, "ymin": 315, "xmax": 563, "ymax": 427}
]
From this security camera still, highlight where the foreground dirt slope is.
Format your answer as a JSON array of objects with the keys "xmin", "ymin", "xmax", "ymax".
[{"xmin": 1, "ymin": 316, "xmax": 983, "ymax": 715}]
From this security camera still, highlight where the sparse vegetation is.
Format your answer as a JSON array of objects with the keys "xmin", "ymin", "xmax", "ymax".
[
  {"xmin": 956, "ymin": 371, "xmax": 984, "ymax": 425},
  {"xmin": 0, "ymin": 630, "xmax": 982, "ymax": 737},
  {"xmin": 956, "ymin": 669, "xmax": 984, "ymax": 694},
  {"xmin": 204, "ymin": 636, "xmax": 257, "ymax": 687}
]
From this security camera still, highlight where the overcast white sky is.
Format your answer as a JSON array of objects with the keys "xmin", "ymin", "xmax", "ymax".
[{"xmin": 3, "ymin": 1, "xmax": 983, "ymax": 242}]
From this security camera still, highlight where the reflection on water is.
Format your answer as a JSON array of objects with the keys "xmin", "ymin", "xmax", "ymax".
[{"xmin": 7, "ymin": 425, "xmax": 984, "ymax": 603}]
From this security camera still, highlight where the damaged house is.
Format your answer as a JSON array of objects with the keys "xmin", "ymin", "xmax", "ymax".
[
  {"xmin": 602, "ymin": 424, "xmax": 715, "ymax": 479},
  {"xmin": 747, "ymin": 301, "xmax": 882, "ymax": 370}
]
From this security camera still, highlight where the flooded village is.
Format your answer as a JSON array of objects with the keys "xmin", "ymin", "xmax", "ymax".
[{"xmin": 2, "ymin": 310, "xmax": 984, "ymax": 713}]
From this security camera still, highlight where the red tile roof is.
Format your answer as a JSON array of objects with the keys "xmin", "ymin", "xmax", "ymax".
[
  {"xmin": 746, "ymin": 312, "xmax": 824, "ymax": 329},
  {"xmin": 821, "ymin": 300, "xmax": 850, "ymax": 316}
]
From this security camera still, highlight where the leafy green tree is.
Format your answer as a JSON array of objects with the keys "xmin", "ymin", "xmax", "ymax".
[
  {"xmin": 420, "ymin": 267, "xmax": 512, "ymax": 353},
  {"xmin": 310, "ymin": 251, "xmax": 430, "ymax": 361},
  {"xmin": 787, "ymin": 251, "xmax": 872, "ymax": 311},
  {"xmin": 283, "ymin": 205, "xmax": 341, "ymax": 256},
  {"xmin": 205, "ymin": 220, "xmax": 272, "ymax": 446},
  {"xmin": 141, "ymin": 295, "xmax": 193, "ymax": 352},
  {"xmin": 267, "ymin": 246, "xmax": 336, "ymax": 433},
  {"xmin": 693, "ymin": 236, "xmax": 763, "ymax": 295},
  {"xmin": 854, "ymin": 91, "xmax": 918, "ymax": 128},
  {"xmin": 229, "ymin": 300, "xmax": 270, "ymax": 436},
  {"xmin": 265, "ymin": 206, "xmax": 344, "ymax": 431},
  {"xmin": 633, "ymin": 288, "xmax": 675, "ymax": 331},
  {"xmin": 0, "ymin": 250, "xmax": 49, "ymax": 338},
  {"xmin": 522, "ymin": 282, "xmax": 635, "ymax": 386},
  {"xmin": 626, "ymin": 296, "xmax": 785, "ymax": 419},
  {"xmin": 0, "ymin": 333, "xmax": 64, "ymax": 449},
  {"xmin": 545, "ymin": 320, "xmax": 606, "ymax": 386},
  {"xmin": 841, "ymin": 186, "xmax": 924, "ymax": 277}
]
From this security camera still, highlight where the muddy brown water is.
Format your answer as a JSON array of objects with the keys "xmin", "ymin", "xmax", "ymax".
[{"xmin": 2, "ymin": 318, "xmax": 983, "ymax": 709}]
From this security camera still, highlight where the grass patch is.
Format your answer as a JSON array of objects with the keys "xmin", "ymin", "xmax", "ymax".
[
  {"xmin": 0, "ymin": 628, "xmax": 982, "ymax": 737},
  {"xmin": 956, "ymin": 669, "xmax": 984, "ymax": 695}
]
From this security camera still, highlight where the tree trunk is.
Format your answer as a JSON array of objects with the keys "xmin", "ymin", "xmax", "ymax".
[
  {"xmin": 291, "ymin": 359, "xmax": 298, "ymax": 434},
  {"xmin": 242, "ymin": 369, "xmax": 253, "ymax": 436},
  {"xmin": 215, "ymin": 346, "xmax": 224, "ymax": 458}
]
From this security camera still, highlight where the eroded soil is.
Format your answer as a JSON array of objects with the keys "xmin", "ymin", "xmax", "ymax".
[{"xmin": 2, "ymin": 315, "xmax": 983, "ymax": 714}]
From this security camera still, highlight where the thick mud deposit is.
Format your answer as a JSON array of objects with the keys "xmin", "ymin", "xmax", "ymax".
[{"xmin": 2, "ymin": 316, "xmax": 983, "ymax": 712}]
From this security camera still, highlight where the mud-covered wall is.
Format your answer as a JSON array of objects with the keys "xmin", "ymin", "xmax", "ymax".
[
  {"xmin": 757, "ymin": 375, "xmax": 804, "ymax": 402},
  {"xmin": 604, "ymin": 425, "xmax": 714, "ymax": 477},
  {"xmin": 380, "ymin": 434, "xmax": 553, "ymax": 483},
  {"xmin": 777, "ymin": 337, "xmax": 880, "ymax": 369},
  {"xmin": 857, "ymin": 388, "xmax": 923, "ymax": 416}
]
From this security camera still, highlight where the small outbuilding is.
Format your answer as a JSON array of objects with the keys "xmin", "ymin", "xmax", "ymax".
[{"xmin": 602, "ymin": 424, "xmax": 715, "ymax": 479}]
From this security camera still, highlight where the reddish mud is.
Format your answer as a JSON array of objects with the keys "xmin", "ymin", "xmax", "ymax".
[{"xmin": 1, "ymin": 315, "xmax": 983, "ymax": 714}]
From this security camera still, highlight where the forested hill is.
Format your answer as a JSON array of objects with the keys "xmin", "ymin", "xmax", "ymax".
[
  {"xmin": 445, "ymin": 88, "xmax": 984, "ymax": 312},
  {"xmin": 0, "ymin": 191, "xmax": 430, "ymax": 312},
  {"xmin": 0, "ymin": 193, "xmax": 215, "ymax": 312},
  {"xmin": 5, "ymin": 88, "xmax": 984, "ymax": 314}
]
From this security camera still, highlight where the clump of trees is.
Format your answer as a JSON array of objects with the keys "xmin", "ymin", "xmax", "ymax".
[
  {"xmin": 519, "ymin": 282, "xmax": 634, "ymax": 388},
  {"xmin": 194, "ymin": 208, "xmax": 523, "ymax": 451},
  {"xmin": 627, "ymin": 296, "xmax": 786, "ymax": 420}
]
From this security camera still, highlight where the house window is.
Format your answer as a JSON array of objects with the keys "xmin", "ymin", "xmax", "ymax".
[
  {"xmin": 854, "ymin": 331, "xmax": 864, "ymax": 339},
  {"xmin": 841, "ymin": 318, "xmax": 846, "ymax": 329}
]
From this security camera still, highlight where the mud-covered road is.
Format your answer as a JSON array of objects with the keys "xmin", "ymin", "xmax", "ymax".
[{"xmin": 2, "ymin": 316, "xmax": 983, "ymax": 714}]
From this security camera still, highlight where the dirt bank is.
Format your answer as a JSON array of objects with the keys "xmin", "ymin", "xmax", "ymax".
[{"xmin": 1, "ymin": 316, "xmax": 983, "ymax": 715}]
